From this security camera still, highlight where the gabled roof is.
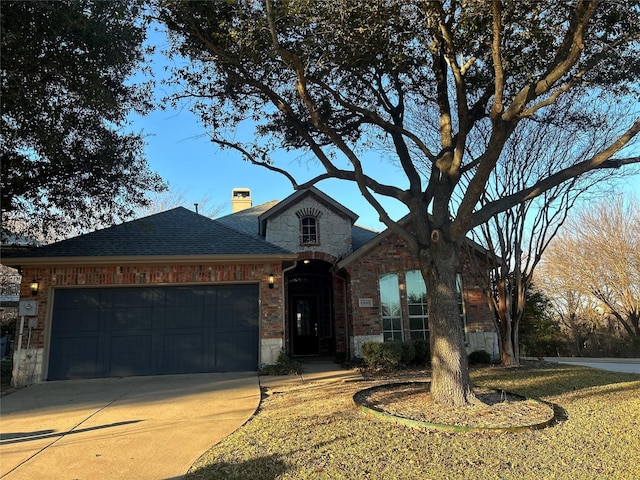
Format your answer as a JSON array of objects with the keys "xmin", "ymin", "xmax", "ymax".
[
  {"xmin": 216, "ymin": 193, "xmax": 378, "ymax": 251},
  {"xmin": 2, "ymin": 207, "xmax": 295, "ymax": 266},
  {"xmin": 336, "ymin": 214, "xmax": 498, "ymax": 269},
  {"xmin": 258, "ymin": 187, "xmax": 359, "ymax": 236}
]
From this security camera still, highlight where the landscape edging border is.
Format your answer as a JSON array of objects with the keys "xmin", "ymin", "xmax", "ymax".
[{"xmin": 353, "ymin": 381, "xmax": 556, "ymax": 434}]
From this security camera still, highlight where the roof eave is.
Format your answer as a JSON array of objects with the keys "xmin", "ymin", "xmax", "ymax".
[
  {"xmin": 258, "ymin": 187, "xmax": 359, "ymax": 236},
  {"xmin": 337, "ymin": 229, "xmax": 392, "ymax": 269},
  {"xmin": 337, "ymin": 217, "xmax": 504, "ymax": 269},
  {"xmin": 2, "ymin": 253, "xmax": 298, "ymax": 267}
]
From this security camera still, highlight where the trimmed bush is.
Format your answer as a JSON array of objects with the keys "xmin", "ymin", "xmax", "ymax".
[
  {"xmin": 362, "ymin": 341, "xmax": 497, "ymax": 369},
  {"xmin": 259, "ymin": 350, "xmax": 303, "ymax": 375},
  {"xmin": 411, "ymin": 339, "xmax": 431, "ymax": 365},
  {"xmin": 401, "ymin": 341, "xmax": 416, "ymax": 365},
  {"xmin": 468, "ymin": 349, "xmax": 492, "ymax": 365},
  {"xmin": 360, "ymin": 342, "xmax": 384, "ymax": 368},
  {"xmin": 361, "ymin": 342, "xmax": 403, "ymax": 369},
  {"xmin": 361, "ymin": 340, "xmax": 433, "ymax": 369}
]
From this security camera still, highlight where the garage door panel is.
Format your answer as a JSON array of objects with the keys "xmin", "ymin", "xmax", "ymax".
[
  {"xmin": 216, "ymin": 286, "xmax": 259, "ymax": 331},
  {"xmin": 165, "ymin": 287, "xmax": 200, "ymax": 304},
  {"xmin": 200, "ymin": 288, "xmax": 218, "ymax": 306},
  {"xmin": 54, "ymin": 289, "xmax": 101, "ymax": 309},
  {"xmin": 216, "ymin": 331, "xmax": 258, "ymax": 371},
  {"xmin": 163, "ymin": 305, "xmax": 203, "ymax": 329},
  {"xmin": 216, "ymin": 307, "xmax": 259, "ymax": 331},
  {"xmin": 112, "ymin": 307, "xmax": 154, "ymax": 331},
  {"xmin": 161, "ymin": 333, "xmax": 206, "ymax": 374},
  {"xmin": 53, "ymin": 309, "xmax": 100, "ymax": 333},
  {"xmin": 99, "ymin": 307, "xmax": 113, "ymax": 330},
  {"xmin": 109, "ymin": 288, "xmax": 156, "ymax": 308},
  {"xmin": 49, "ymin": 336, "xmax": 100, "ymax": 380},
  {"xmin": 109, "ymin": 335, "xmax": 153, "ymax": 377},
  {"xmin": 49, "ymin": 284, "xmax": 258, "ymax": 380}
]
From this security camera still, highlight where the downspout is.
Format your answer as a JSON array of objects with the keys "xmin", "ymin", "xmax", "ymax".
[{"xmin": 281, "ymin": 261, "xmax": 298, "ymax": 354}]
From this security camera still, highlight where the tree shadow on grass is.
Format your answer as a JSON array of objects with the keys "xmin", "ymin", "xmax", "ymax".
[
  {"xmin": 185, "ymin": 454, "xmax": 287, "ymax": 480},
  {"xmin": 550, "ymin": 402, "xmax": 569, "ymax": 425}
]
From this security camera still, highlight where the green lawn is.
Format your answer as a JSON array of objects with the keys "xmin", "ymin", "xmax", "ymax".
[{"xmin": 186, "ymin": 363, "xmax": 640, "ymax": 480}]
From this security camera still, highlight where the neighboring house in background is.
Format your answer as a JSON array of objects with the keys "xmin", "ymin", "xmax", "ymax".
[{"xmin": 2, "ymin": 187, "xmax": 498, "ymax": 386}]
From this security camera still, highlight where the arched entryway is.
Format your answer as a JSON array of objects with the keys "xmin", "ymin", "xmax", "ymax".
[{"xmin": 287, "ymin": 259, "xmax": 334, "ymax": 356}]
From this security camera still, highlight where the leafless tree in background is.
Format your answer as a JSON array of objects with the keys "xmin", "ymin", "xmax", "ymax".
[
  {"xmin": 470, "ymin": 99, "xmax": 637, "ymax": 366},
  {"xmin": 135, "ymin": 188, "xmax": 226, "ymax": 219},
  {"xmin": 537, "ymin": 196, "xmax": 640, "ymax": 351}
]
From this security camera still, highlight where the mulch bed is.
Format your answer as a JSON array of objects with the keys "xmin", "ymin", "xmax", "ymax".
[{"xmin": 355, "ymin": 381, "xmax": 555, "ymax": 429}]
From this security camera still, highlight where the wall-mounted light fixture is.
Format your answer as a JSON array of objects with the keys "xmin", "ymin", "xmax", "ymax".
[
  {"xmin": 268, "ymin": 273, "xmax": 275, "ymax": 289},
  {"xmin": 30, "ymin": 280, "xmax": 40, "ymax": 296}
]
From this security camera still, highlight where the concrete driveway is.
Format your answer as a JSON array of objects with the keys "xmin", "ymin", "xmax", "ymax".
[{"xmin": 0, "ymin": 372, "xmax": 260, "ymax": 480}]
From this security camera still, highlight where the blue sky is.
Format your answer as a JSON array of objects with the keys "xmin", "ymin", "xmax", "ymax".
[
  {"xmin": 128, "ymin": 28, "xmax": 639, "ymax": 231},
  {"xmin": 130, "ymin": 103, "xmax": 411, "ymax": 230}
]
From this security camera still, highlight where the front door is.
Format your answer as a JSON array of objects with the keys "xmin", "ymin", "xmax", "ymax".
[{"xmin": 291, "ymin": 295, "xmax": 320, "ymax": 355}]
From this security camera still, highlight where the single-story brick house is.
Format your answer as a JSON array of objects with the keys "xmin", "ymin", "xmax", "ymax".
[{"xmin": 3, "ymin": 187, "xmax": 497, "ymax": 385}]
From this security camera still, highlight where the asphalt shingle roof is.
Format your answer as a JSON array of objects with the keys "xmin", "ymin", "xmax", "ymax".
[
  {"xmin": 9, "ymin": 207, "xmax": 293, "ymax": 258},
  {"xmin": 351, "ymin": 225, "xmax": 379, "ymax": 250},
  {"xmin": 216, "ymin": 201, "xmax": 279, "ymax": 236}
]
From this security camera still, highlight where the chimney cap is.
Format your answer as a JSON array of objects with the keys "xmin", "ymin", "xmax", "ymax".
[
  {"xmin": 232, "ymin": 188, "xmax": 251, "ymax": 198},
  {"xmin": 232, "ymin": 188, "xmax": 252, "ymax": 212}
]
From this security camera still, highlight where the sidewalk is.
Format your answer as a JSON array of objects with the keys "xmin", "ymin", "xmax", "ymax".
[
  {"xmin": 259, "ymin": 361, "xmax": 363, "ymax": 389},
  {"xmin": 543, "ymin": 357, "xmax": 640, "ymax": 374}
]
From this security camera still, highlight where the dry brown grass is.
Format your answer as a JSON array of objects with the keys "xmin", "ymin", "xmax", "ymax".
[{"xmin": 186, "ymin": 362, "xmax": 640, "ymax": 480}]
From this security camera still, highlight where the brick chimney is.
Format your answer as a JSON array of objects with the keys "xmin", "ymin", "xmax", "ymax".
[{"xmin": 231, "ymin": 188, "xmax": 252, "ymax": 213}]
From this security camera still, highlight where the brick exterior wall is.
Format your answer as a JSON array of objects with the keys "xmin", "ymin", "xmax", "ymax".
[{"xmin": 341, "ymin": 231, "xmax": 496, "ymax": 357}]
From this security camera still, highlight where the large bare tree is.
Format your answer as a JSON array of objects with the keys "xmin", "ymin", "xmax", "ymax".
[
  {"xmin": 539, "ymin": 196, "xmax": 640, "ymax": 340},
  {"xmin": 155, "ymin": 0, "xmax": 640, "ymax": 405},
  {"xmin": 533, "ymin": 271, "xmax": 600, "ymax": 356}
]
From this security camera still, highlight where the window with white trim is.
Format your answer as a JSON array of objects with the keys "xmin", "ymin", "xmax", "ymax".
[
  {"xmin": 406, "ymin": 270, "xmax": 428, "ymax": 340},
  {"xmin": 404, "ymin": 270, "xmax": 467, "ymax": 342},
  {"xmin": 379, "ymin": 273, "xmax": 402, "ymax": 341},
  {"xmin": 300, "ymin": 216, "xmax": 318, "ymax": 245}
]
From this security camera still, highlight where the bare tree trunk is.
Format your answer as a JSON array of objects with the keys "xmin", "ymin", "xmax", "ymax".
[
  {"xmin": 494, "ymin": 277, "xmax": 520, "ymax": 367},
  {"xmin": 421, "ymin": 238, "xmax": 475, "ymax": 406},
  {"xmin": 512, "ymin": 318, "xmax": 521, "ymax": 361},
  {"xmin": 500, "ymin": 327, "xmax": 517, "ymax": 366},
  {"xmin": 498, "ymin": 319, "xmax": 519, "ymax": 366}
]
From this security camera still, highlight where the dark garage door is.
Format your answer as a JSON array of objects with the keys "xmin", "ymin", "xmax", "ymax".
[{"xmin": 48, "ymin": 284, "xmax": 259, "ymax": 380}]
